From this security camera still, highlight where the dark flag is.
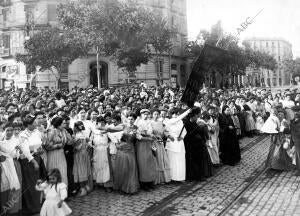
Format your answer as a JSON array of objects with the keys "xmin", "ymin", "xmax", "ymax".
[{"xmin": 181, "ymin": 44, "xmax": 227, "ymax": 107}]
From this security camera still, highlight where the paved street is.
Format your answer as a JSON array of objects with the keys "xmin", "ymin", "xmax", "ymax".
[{"xmin": 67, "ymin": 135, "xmax": 300, "ymax": 216}]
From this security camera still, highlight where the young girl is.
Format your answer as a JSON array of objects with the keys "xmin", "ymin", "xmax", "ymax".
[
  {"xmin": 72, "ymin": 121, "xmax": 92, "ymax": 196},
  {"xmin": 36, "ymin": 169, "xmax": 72, "ymax": 216}
]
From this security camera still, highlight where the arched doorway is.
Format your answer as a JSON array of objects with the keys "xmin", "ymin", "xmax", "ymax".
[{"xmin": 89, "ymin": 61, "xmax": 108, "ymax": 88}]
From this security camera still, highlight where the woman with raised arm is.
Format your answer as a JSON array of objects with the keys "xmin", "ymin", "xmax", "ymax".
[
  {"xmin": 184, "ymin": 107, "xmax": 213, "ymax": 181},
  {"xmin": 165, "ymin": 108, "xmax": 190, "ymax": 182}
]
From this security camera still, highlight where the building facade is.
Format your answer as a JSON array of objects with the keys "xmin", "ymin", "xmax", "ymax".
[
  {"xmin": 243, "ymin": 37, "xmax": 293, "ymax": 87},
  {"xmin": 0, "ymin": 0, "xmax": 188, "ymax": 89}
]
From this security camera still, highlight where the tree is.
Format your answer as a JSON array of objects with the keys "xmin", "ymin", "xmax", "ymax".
[
  {"xmin": 16, "ymin": 27, "xmax": 90, "ymax": 88},
  {"xmin": 57, "ymin": 0, "xmax": 174, "ymax": 84},
  {"xmin": 17, "ymin": 0, "xmax": 175, "ymax": 88},
  {"xmin": 283, "ymin": 58, "xmax": 300, "ymax": 84},
  {"xmin": 145, "ymin": 15, "xmax": 176, "ymax": 85},
  {"xmin": 184, "ymin": 21, "xmax": 277, "ymax": 88}
]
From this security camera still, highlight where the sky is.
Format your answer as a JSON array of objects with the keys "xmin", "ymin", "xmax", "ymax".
[{"xmin": 186, "ymin": 0, "xmax": 300, "ymax": 58}]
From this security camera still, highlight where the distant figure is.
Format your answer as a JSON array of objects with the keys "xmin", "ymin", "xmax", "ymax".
[{"xmin": 291, "ymin": 106, "xmax": 300, "ymax": 175}]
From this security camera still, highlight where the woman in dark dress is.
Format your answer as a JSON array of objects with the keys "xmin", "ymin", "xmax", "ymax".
[
  {"xmin": 219, "ymin": 105, "xmax": 241, "ymax": 166},
  {"xmin": 184, "ymin": 107, "xmax": 213, "ymax": 181}
]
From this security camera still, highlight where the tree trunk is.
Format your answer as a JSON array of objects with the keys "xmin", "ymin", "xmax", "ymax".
[{"xmin": 156, "ymin": 52, "xmax": 160, "ymax": 86}]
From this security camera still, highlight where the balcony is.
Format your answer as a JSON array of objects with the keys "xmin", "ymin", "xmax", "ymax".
[
  {"xmin": 0, "ymin": 47, "xmax": 10, "ymax": 57},
  {"xmin": 0, "ymin": 0, "xmax": 12, "ymax": 7}
]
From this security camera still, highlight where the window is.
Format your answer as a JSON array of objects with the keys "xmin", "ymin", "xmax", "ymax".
[
  {"xmin": 266, "ymin": 42, "xmax": 268, "ymax": 47},
  {"xmin": 2, "ymin": 8, "xmax": 9, "ymax": 22},
  {"xmin": 1, "ymin": 34, "xmax": 10, "ymax": 49},
  {"xmin": 171, "ymin": 64, "xmax": 177, "ymax": 71},
  {"xmin": 278, "ymin": 56, "xmax": 281, "ymax": 61},
  {"xmin": 48, "ymin": 4, "xmax": 57, "ymax": 21},
  {"xmin": 272, "ymin": 42, "xmax": 274, "ymax": 47},
  {"xmin": 24, "ymin": 5, "xmax": 34, "ymax": 24},
  {"xmin": 278, "ymin": 42, "xmax": 280, "ymax": 48},
  {"xmin": 159, "ymin": 60, "xmax": 163, "ymax": 74},
  {"xmin": 279, "ymin": 78, "xmax": 282, "ymax": 86},
  {"xmin": 272, "ymin": 78, "xmax": 277, "ymax": 86},
  {"xmin": 1, "ymin": 66, "xmax": 6, "ymax": 73}
]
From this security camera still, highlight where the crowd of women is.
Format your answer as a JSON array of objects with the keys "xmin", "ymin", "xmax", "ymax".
[{"xmin": 0, "ymin": 84, "xmax": 300, "ymax": 216}]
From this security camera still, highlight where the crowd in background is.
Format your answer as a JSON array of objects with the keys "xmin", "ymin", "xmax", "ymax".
[{"xmin": 0, "ymin": 82, "xmax": 300, "ymax": 216}]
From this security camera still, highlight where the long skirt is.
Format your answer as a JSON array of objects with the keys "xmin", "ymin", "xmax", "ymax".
[
  {"xmin": 154, "ymin": 142, "xmax": 171, "ymax": 184},
  {"xmin": 113, "ymin": 143, "xmax": 139, "ymax": 194},
  {"xmin": 167, "ymin": 150, "xmax": 186, "ymax": 181},
  {"xmin": 245, "ymin": 112, "xmax": 256, "ymax": 132},
  {"xmin": 185, "ymin": 139, "xmax": 213, "ymax": 181},
  {"xmin": 1, "ymin": 159, "xmax": 22, "ymax": 216},
  {"xmin": 73, "ymin": 149, "xmax": 92, "ymax": 184},
  {"xmin": 135, "ymin": 139, "xmax": 156, "ymax": 183},
  {"xmin": 9, "ymin": 159, "xmax": 22, "ymax": 214},
  {"xmin": 93, "ymin": 146, "xmax": 110, "ymax": 184},
  {"xmin": 47, "ymin": 149, "xmax": 68, "ymax": 185},
  {"xmin": 19, "ymin": 155, "xmax": 47, "ymax": 216},
  {"xmin": 41, "ymin": 200, "xmax": 72, "ymax": 216},
  {"xmin": 266, "ymin": 135, "xmax": 294, "ymax": 171},
  {"xmin": 207, "ymin": 140, "xmax": 220, "ymax": 165}
]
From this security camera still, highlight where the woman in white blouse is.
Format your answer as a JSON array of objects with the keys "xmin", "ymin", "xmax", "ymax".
[{"xmin": 18, "ymin": 115, "xmax": 47, "ymax": 216}]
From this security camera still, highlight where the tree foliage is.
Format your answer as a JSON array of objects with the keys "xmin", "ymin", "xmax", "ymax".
[
  {"xmin": 283, "ymin": 58, "xmax": 300, "ymax": 81},
  {"xmin": 57, "ymin": 0, "xmax": 174, "ymax": 74},
  {"xmin": 16, "ymin": 27, "xmax": 90, "ymax": 76},
  {"xmin": 185, "ymin": 21, "xmax": 277, "ymax": 78},
  {"xmin": 16, "ymin": 0, "xmax": 175, "ymax": 87}
]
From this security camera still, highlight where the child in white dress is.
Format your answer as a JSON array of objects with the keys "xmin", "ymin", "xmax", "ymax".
[{"xmin": 36, "ymin": 169, "xmax": 72, "ymax": 216}]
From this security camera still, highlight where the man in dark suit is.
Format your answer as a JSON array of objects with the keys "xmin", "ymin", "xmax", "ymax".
[{"xmin": 291, "ymin": 106, "xmax": 300, "ymax": 175}]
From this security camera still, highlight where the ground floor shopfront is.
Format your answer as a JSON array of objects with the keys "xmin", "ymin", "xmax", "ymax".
[{"xmin": 0, "ymin": 54, "xmax": 189, "ymax": 90}]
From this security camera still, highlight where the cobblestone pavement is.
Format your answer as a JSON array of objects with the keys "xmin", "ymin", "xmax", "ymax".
[
  {"xmin": 225, "ymin": 168, "xmax": 300, "ymax": 216},
  {"xmin": 68, "ymin": 136, "xmax": 269, "ymax": 216}
]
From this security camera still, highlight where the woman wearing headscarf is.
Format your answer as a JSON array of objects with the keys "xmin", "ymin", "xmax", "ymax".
[
  {"xmin": 135, "ymin": 109, "xmax": 156, "ymax": 191},
  {"xmin": 218, "ymin": 105, "xmax": 241, "ymax": 166},
  {"xmin": 184, "ymin": 107, "xmax": 213, "ymax": 181}
]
